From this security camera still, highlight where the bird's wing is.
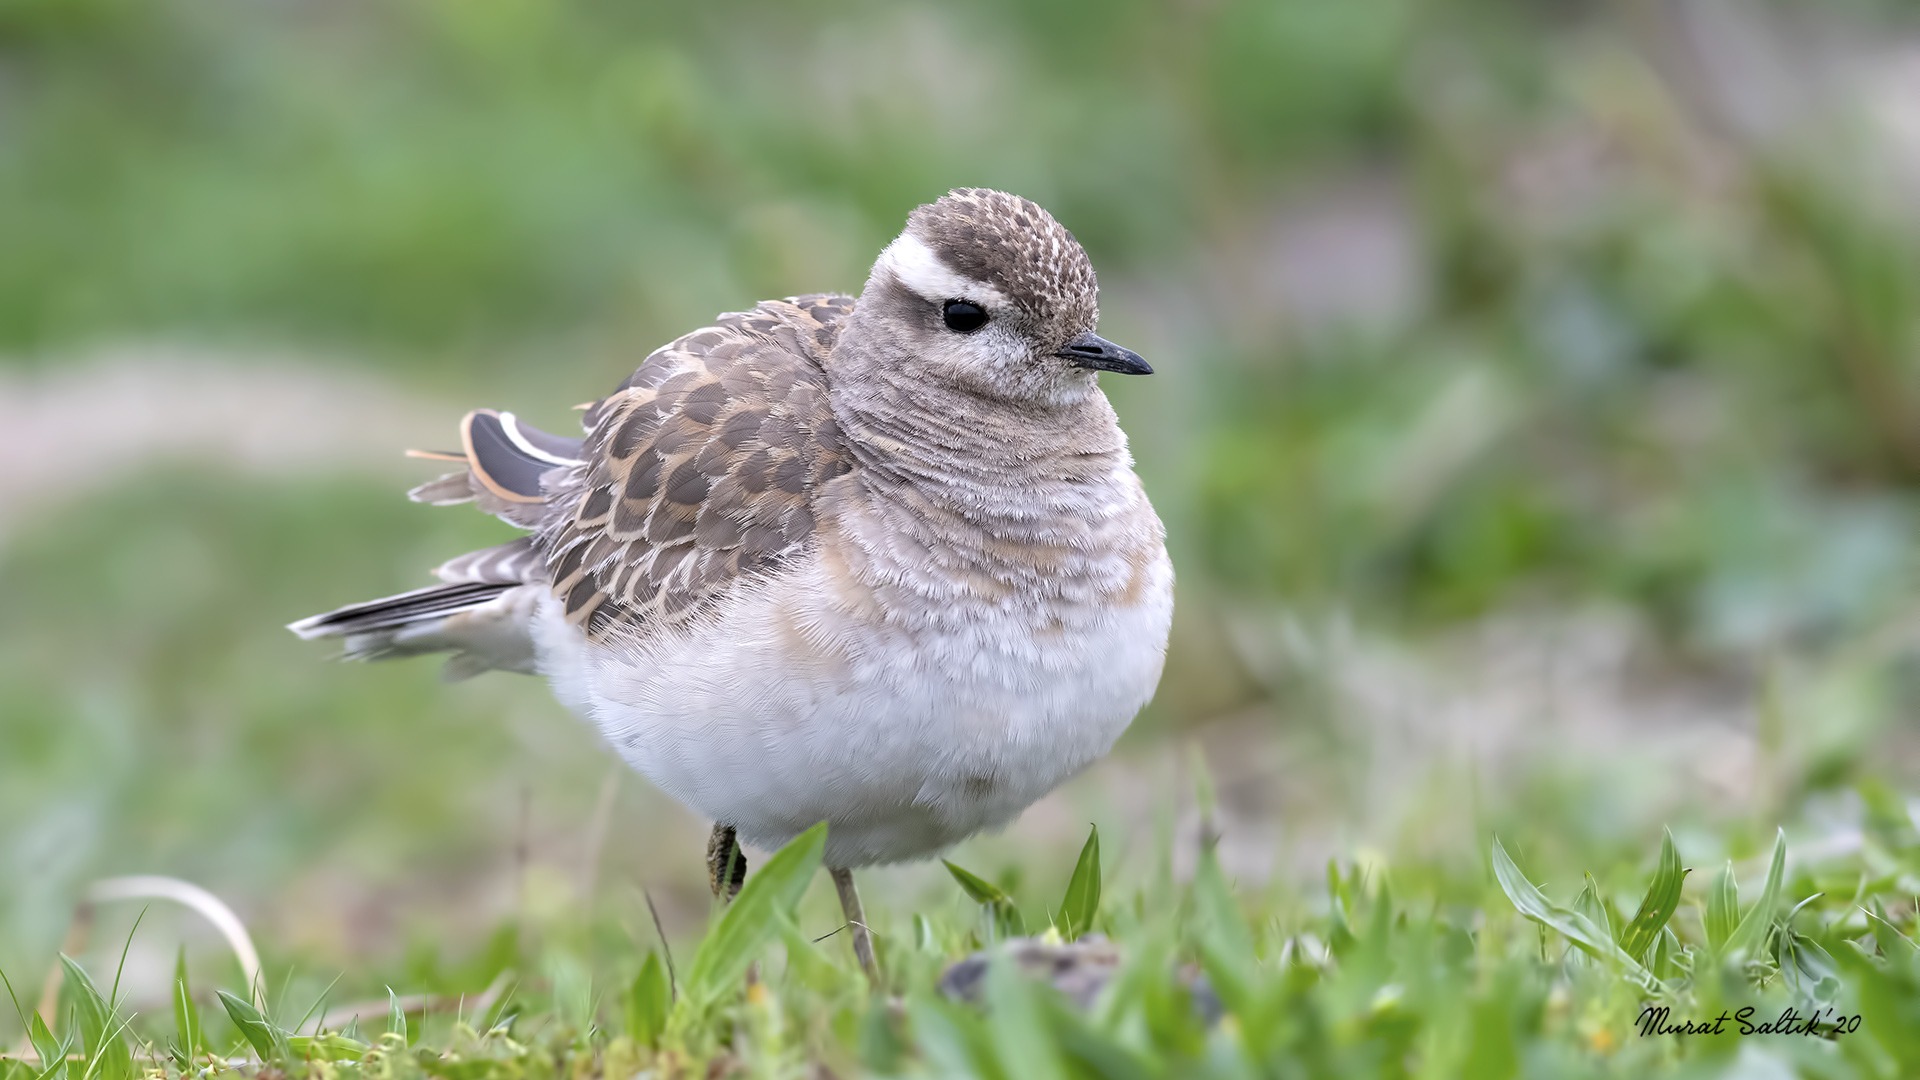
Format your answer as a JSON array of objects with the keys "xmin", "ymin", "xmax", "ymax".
[{"xmin": 537, "ymin": 293, "xmax": 859, "ymax": 639}]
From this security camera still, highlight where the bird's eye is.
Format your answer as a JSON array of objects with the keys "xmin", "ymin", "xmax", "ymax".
[{"xmin": 942, "ymin": 299, "xmax": 988, "ymax": 333}]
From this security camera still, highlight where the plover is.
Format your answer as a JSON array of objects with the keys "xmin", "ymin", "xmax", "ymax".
[{"xmin": 290, "ymin": 189, "xmax": 1173, "ymax": 977}]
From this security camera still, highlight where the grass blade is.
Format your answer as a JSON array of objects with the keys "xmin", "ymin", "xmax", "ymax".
[
  {"xmin": 1865, "ymin": 900, "xmax": 1918, "ymax": 959},
  {"xmin": 0, "ymin": 968, "xmax": 59, "ymax": 1080},
  {"xmin": 625, "ymin": 952, "xmax": 669, "ymax": 1048},
  {"xmin": 984, "ymin": 956, "xmax": 1069, "ymax": 1080},
  {"xmin": 105, "ymin": 908, "xmax": 144, "ymax": 1020},
  {"xmin": 944, "ymin": 861, "xmax": 1009, "ymax": 906},
  {"xmin": 944, "ymin": 860, "xmax": 1025, "ymax": 938},
  {"xmin": 1326, "ymin": 861, "xmax": 1357, "ymax": 956},
  {"xmin": 1705, "ymin": 860, "xmax": 1738, "ymax": 952},
  {"xmin": 545, "ymin": 952, "xmax": 591, "ymax": 1033},
  {"xmin": 290, "ymin": 972, "xmax": 342, "ymax": 1037},
  {"xmin": 56, "ymin": 957, "xmax": 131, "ymax": 1080},
  {"xmin": 386, "ymin": 987, "xmax": 408, "ymax": 1047},
  {"xmin": 172, "ymin": 947, "xmax": 201, "ymax": 1060},
  {"xmin": 1191, "ymin": 849, "xmax": 1256, "ymax": 1014},
  {"xmin": 680, "ymin": 821, "xmax": 826, "ymax": 1009},
  {"xmin": 910, "ymin": 997, "xmax": 1004, "ymax": 1080},
  {"xmin": 27, "ymin": 1013, "xmax": 66, "ymax": 1080},
  {"xmin": 1490, "ymin": 837, "xmax": 1643, "ymax": 975},
  {"xmin": 1650, "ymin": 926, "xmax": 1679, "ymax": 981},
  {"xmin": 217, "ymin": 989, "xmax": 290, "ymax": 1064},
  {"xmin": 56, "ymin": 958, "xmax": 104, "ymax": 1060},
  {"xmin": 1785, "ymin": 892, "xmax": 1823, "ymax": 927},
  {"xmin": 1723, "ymin": 828, "xmax": 1786, "ymax": 958},
  {"xmin": 1057, "ymin": 826, "xmax": 1101, "ymax": 942},
  {"xmin": 1617, "ymin": 829, "xmax": 1690, "ymax": 961},
  {"xmin": 1777, "ymin": 929, "xmax": 1841, "ymax": 1004},
  {"xmin": 1571, "ymin": 874, "xmax": 1611, "ymax": 960}
]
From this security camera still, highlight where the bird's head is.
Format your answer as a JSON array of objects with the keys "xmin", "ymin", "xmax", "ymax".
[{"xmin": 846, "ymin": 188, "xmax": 1151, "ymax": 406}]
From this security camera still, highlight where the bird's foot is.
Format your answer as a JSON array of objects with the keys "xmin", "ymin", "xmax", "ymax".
[
  {"xmin": 830, "ymin": 866, "xmax": 879, "ymax": 982},
  {"xmin": 707, "ymin": 823, "xmax": 745, "ymax": 902}
]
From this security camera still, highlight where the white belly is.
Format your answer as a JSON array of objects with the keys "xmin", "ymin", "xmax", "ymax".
[{"xmin": 531, "ymin": 549, "xmax": 1173, "ymax": 867}]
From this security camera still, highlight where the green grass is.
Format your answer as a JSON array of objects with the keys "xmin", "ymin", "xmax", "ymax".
[{"xmin": 5, "ymin": 810, "xmax": 1920, "ymax": 1079}]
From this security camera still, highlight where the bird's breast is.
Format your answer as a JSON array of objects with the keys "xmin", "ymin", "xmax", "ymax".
[
  {"xmin": 810, "ymin": 465, "xmax": 1167, "ymax": 631},
  {"xmin": 547, "ymin": 459, "xmax": 1173, "ymax": 864}
]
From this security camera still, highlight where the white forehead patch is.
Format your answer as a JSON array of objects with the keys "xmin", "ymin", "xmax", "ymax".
[{"xmin": 876, "ymin": 233, "xmax": 1009, "ymax": 308}]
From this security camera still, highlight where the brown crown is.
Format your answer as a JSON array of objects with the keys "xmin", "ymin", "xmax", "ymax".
[{"xmin": 907, "ymin": 189, "xmax": 1099, "ymax": 329}]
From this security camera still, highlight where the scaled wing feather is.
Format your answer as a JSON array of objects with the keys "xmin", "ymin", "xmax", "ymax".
[
  {"xmin": 289, "ymin": 293, "xmax": 860, "ymax": 674},
  {"xmin": 538, "ymin": 294, "xmax": 857, "ymax": 638}
]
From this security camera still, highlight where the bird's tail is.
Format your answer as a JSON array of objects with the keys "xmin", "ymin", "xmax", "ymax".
[
  {"xmin": 287, "ymin": 538, "xmax": 545, "ymax": 681},
  {"xmin": 289, "ymin": 406, "xmax": 587, "ymax": 680}
]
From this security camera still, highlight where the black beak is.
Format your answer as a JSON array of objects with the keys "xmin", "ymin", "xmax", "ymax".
[{"xmin": 1057, "ymin": 331, "xmax": 1153, "ymax": 375}]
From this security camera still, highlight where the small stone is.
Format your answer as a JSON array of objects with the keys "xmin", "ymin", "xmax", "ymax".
[
  {"xmin": 936, "ymin": 935, "xmax": 1123, "ymax": 1010},
  {"xmin": 937, "ymin": 937, "xmax": 1223, "ymax": 1023}
]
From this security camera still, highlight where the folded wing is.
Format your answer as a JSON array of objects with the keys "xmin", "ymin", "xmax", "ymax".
[
  {"xmin": 287, "ymin": 292, "xmax": 862, "ymax": 676},
  {"xmin": 537, "ymin": 294, "xmax": 858, "ymax": 638}
]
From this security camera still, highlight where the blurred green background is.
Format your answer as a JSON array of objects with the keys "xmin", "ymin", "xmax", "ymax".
[{"xmin": 4, "ymin": 0, "xmax": 1920, "ymax": 1028}]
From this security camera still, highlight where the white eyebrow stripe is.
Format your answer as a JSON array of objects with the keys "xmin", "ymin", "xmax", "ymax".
[{"xmin": 876, "ymin": 233, "xmax": 1008, "ymax": 308}]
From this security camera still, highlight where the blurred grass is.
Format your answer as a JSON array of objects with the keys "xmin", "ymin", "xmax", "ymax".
[{"xmin": 5, "ymin": 0, "xmax": 1920, "ymax": 1073}]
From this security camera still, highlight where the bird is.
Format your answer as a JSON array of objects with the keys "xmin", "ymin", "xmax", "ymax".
[{"xmin": 289, "ymin": 188, "xmax": 1174, "ymax": 979}]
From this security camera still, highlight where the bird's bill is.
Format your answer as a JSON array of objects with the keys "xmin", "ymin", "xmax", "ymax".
[{"xmin": 1057, "ymin": 332, "xmax": 1153, "ymax": 375}]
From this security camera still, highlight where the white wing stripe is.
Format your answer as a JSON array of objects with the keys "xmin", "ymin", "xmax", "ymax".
[{"xmin": 500, "ymin": 411, "xmax": 585, "ymax": 465}]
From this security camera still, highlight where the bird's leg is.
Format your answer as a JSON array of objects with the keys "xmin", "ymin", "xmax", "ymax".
[
  {"xmin": 829, "ymin": 866, "xmax": 878, "ymax": 981},
  {"xmin": 706, "ymin": 824, "xmax": 745, "ymax": 902}
]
